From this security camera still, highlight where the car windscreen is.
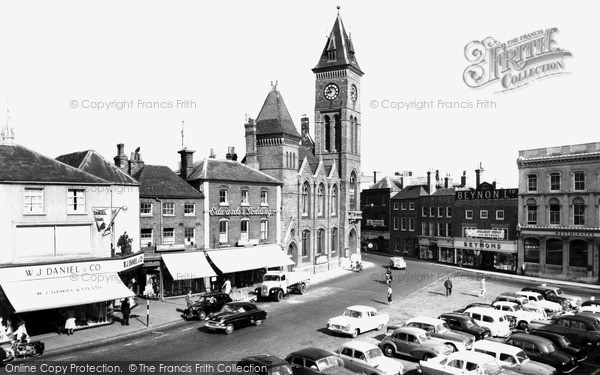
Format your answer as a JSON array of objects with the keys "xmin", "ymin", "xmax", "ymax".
[
  {"xmin": 270, "ymin": 365, "xmax": 293, "ymax": 375},
  {"xmin": 554, "ymin": 288, "xmax": 564, "ymax": 295},
  {"xmin": 464, "ymin": 319, "xmax": 476, "ymax": 328},
  {"xmin": 365, "ymin": 348, "xmax": 383, "ymax": 360},
  {"xmin": 483, "ymin": 360, "xmax": 502, "ymax": 375},
  {"xmin": 316, "ymin": 356, "xmax": 338, "ymax": 370},
  {"xmin": 263, "ymin": 275, "xmax": 280, "ymax": 281},
  {"xmin": 516, "ymin": 351, "xmax": 528, "ymax": 363}
]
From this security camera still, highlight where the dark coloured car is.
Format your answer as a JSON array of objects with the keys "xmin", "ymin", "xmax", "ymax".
[
  {"xmin": 205, "ymin": 302, "xmax": 267, "ymax": 334},
  {"xmin": 438, "ymin": 313, "xmax": 492, "ymax": 340},
  {"xmin": 521, "ymin": 286, "xmax": 571, "ymax": 309},
  {"xmin": 529, "ymin": 330, "xmax": 588, "ymax": 362},
  {"xmin": 238, "ymin": 355, "xmax": 293, "ymax": 375},
  {"xmin": 527, "ymin": 313, "xmax": 600, "ymax": 350},
  {"xmin": 504, "ymin": 333, "xmax": 578, "ymax": 374},
  {"xmin": 184, "ymin": 292, "xmax": 232, "ymax": 320},
  {"xmin": 285, "ymin": 347, "xmax": 354, "ymax": 375},
  {"xmin": 581, "ymin": 299, "xmax": 600, "ymax": 308}
]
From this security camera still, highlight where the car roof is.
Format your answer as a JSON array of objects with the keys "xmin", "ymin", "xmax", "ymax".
[
  {"xmin": 239, "ymin": 355, "xmax": 289, "ymax": 367},
  {"xmin": 530, "ymin": 330, "xmax": 565, "ymax": 340},
  {"xmin": 493, "ymin": 301, "xmax": 518, "ymax": 307},
  {"xmin": 509, "ymin": 332, "xmax": 553, "ymax": 345},
  {"xmin": 473, "ymin": 340, "xmax": 522, "ymax": 354},
  {"xmin": 408, "ymin": 316, "xmax": 444, "ymax": 325},
  {"xmin": 440, "ymin": 313, "xmax": 471, "ymax": 321},
  {"xmin": 394, "ymin": 327, "xmax": 428, "ymax": 335},
  {"xmin": 465, "ymin": 307, "xmax": 506, "ymax": 316},
  {"xmin": 287, "ymin": 347, "xmax": 335, "ymax": 360},
  {"xmin": 448, "ymin": 351, "xmax": 496, "ymax": 363},
  {"xmin": 517, "ymin": 291, "xmax": 541, "ymax": 297},
  {"xmin": 391, "ymin": 257, "xmax": 404, "ymax": 260},
  {"xmin": 346, "ymin": 305, "xmax": 375, "ymax": 312},
  {"xmin": 225, "ymin": 301, "xmax": 257, "ymax": 308},
  {"xmin": 565, "ymin": 313, "xmax": 600, "ymax": 322},
  {"xmin": 338, "ymin": 340, "xmax": 378, "ymax": 352}
]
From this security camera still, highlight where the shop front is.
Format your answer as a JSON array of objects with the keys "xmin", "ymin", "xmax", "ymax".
[
  {"xmin": 160, "ymin": 251, "xmax": 217, "ymax": 297},
  {"xmin": 437, "ymin": 239, "xmax": 455, "ymax": 264},
  {"xmin": 453, "ymin": 238, "xmax": 517, "ymax": 272}
]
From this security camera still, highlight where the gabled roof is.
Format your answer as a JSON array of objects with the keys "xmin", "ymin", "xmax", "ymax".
[
  {"xmin": 56, "ymin": 150, "xmax": 138, "ymax": 185},
  {"xmin": 369, "ymin": 176, "xmax": 403, "ymax": 191},
  {"xmin": 133, "ymin": 165, "xmax": 203, "ymax": 199},
  {"xmin": 313, "ymin": 10, "xmax": 362, "ymax": 75},
  {"xmin": 187, "ymin": 158, "xmax": 282, "ymax": 185},
  {"xmin": 299, "ymin": 145, "xmax": 319, "ymax": 173},
  {"xmin": 391, "ymin": 185, "xmax": 428, "ymax": 200},
  {"xmin": 255, "ymin": 88, "xmax": 301, "ymax": 139},
  {"xmin": 0, "ymin": 143, "xmax": 109, "ymax": 184}
]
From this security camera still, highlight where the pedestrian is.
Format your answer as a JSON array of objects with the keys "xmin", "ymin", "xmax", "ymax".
[
  {"xmin": 14, "ymin": 320, "xmax": 29, "ymax": 343},
  {"xmin": 185, "ymin": 290, "xmax": 193, "ymax": 308},
  {"xmin": 387, "ymin": 285, "xmax": 393, "ymax": 305},
  {"xmin": 121, "ymin": 298, "xmax": 131, "ymax": 326},
  {"xmin": 521, "ymin": 263, "xmax": 526, "ymax": 276},
  {"xmin": 0, "ymin": 316, "xmax": 8, "ymax": 342},
  {"xmin": 222, "ymin": 278, "xmax": 231, "ymax": 295},
  {"xmin": 479, "ymin": 277, "xmax": 486, "ymax": 298},
  {"xmin": 444, "ymin": 276, "xmax": 453, "ymax": 297},
  {"xmin": 64, "ymin": 308, "xmax": 76, "ymax": 335}
]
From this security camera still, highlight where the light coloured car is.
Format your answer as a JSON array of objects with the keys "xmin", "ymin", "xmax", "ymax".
[
  {"xmin": 328, "ymin": 305, "xmax": 389, "ymax": 338},
  {"xmin": 405, "ymin": 316, "xmax": 474, "ymax": 351},
  {"xmin": 389, "ymin": 257, "xmax": 406, "ymax": 270},
  {"xmin": 577, "ymin": 305, "xmax": 600, "ymax": 315},
  {"xmin": 419, "ymin": 350, "xmax": 521, "ymax": 375},
  {"xmin": 493, "ymin": 301, "xmax": 544, "ymax": 329},
  {"xmin": 463, "ymin": 307, "xmax": 512, "ymax": 337},
  {"xmin": 516, "ymin": 291, "xmax": 562, "ymax": 314},
  {"xmin": 334, "ymin": 341, "xmax": 404, "ymax": 375},
  {"xmin": 471, "ymin": 338, "xmax": 556, "ymax": 375},
  {"xmin": 522, "ymin": 304, "xmax": 548, "ymax": 319}
]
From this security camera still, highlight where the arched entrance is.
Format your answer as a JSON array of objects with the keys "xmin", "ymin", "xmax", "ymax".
[
  {"xmin": 287, "ymin": 242, "xmax": 298, "ymax": 272},
  {"xmin": 349, "ymin": 228, "xmax": 358, "ymax": 257}
]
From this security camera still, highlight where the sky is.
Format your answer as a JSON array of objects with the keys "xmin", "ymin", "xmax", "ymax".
[{"xmin": 0, "ymin": 1, "xmax": 597, "ymax": 189}]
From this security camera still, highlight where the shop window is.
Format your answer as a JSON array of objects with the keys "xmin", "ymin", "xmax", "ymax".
[
  {"xmin": 480, "ymin": 210, "xmax": 488, "ymax": 219},
  {"xmin": 569, "ymin": 240, "xmax": 588, "ymax": 268},
  {"xmin": 184, "ymin": 203, "xmax": 195, "ymax": 216},
  {"xmin": 496, "ymin": 210, "xmax": 504, "ymax": 220},
  {"xmin": 240, "ymin": 219, "xmax": 249, "ymax": 242},
  {"xmin": 528, "ymin": 174, "xmax": 538, "ymax": 192},
  {"xmin": 163, "ymin": 203, "xmax": 175, "ymax": 216},
  {"xmin": 572, "ymin": 197, "xmax": 585, "ymax": 226},
  {"xmin": 549, "ymin": 173, "xmax": 561, "ymax": 191},
  {"xmin": 546, "ymin": 239, "xmax": 563, "ymax": 265},
  {"xmin": 24, "ymin": 188, "xmax": 44, "ymax": 214},
  {"xmin": 331, "ymin": 228, "xmax": 337, "ymax": 253},
  {"xmin": 260, "ymin": 219, "xmax": 268, "ymax": 241},
  {"xmin": 140, "ymin": 228, "xmax": 153, "ymax": 247},
  {"xmin": 524, "ymin": 238, "xmax": 540, "ymax": 263},
  {"xmin": 465, "ymin": 210, "xmax": 473, "ymax": 220},
  {"xmin": 140, "ymin": 202, "xmax": 153, "ymax": 216},
  {"xmin": 301, "ymin": 230, "xmax": 310, "ymax": 257},
  {"xmin": 526, "ymin": 199, "xmax": 537, "ymax": 225},
  {"xmin": 549, "ymin": 198, "xmax": 560, "ymax": 225},
  {"xmin": 261, "ymin": 190, "xmax": 268, "ymax": 206},
  {"xmin": 163, "ymin": 228, "xmax": 175, "ymax": 244},
  {"xmin": 409, "ymin": 202, "xmax": 415, "ymax": 211},
  {"xmin": 219, "ymin": 220, "xmax": 229, "ymax": 243},
  {"xmin": 241, "ymin": 190, "xmax": 249, "ymax": 205},
  {"xmin": 573, "ymin": 171, "xmax": 585, "ymax": 191},
  {"xmin": 330, "ymin": 185, "xmax": 338, "ymax": 216},
  {"xmin": 67, "ymin": 189, "xmax": 86, "ymax": 214},
  {"xmin": 409, "ymin": 218, "xmax": 415, "ymax": 232},
  {"xmin": 184, "ymin": 228, "xmax": 195, "ymax": 246}
]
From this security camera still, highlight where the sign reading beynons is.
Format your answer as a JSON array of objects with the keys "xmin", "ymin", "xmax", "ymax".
[{"xmin": 463, "ymin": 28, "xmax": 572, "ymax": 92}]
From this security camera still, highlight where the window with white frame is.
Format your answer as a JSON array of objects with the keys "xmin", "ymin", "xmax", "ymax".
[
  {"xmin": 163, "ymin": 228, "xmax": 174, "ymax": 244},
  {"xmin": 491, "ymin": 227, "xmax": 507, "ymax": 240},
  {"xmin": 24, "ymin": 188, "xmax": 44, "ymax": 214},
  {"xmin": 496, "ymin": 210, "xmax": 504, "ymax": 220},
  {"xmin": 409, "ymin": 202, "xmax": 415, "ymax": 211},
  {"xmin": 429, "ymin": 207, "xmax": 435, "ymax": 217},
  {"xmin": 219, "ymin": 188, "xmax": 228, "ymax": 205},
  {"xmin": 302, "ymin": 182, "xmax": 310, "ymax": 216},
  {"xmin": 140, "ymin": 228, "xmax": 153, "ymax": 247},
  {"xmin": 241, "ymin": 189, "xmax": 249, "ymax": 205},
  {"xmin": 573, "ymin": 172, "xmax": 585, "ymax": 191},
  {"xmin": 184, "ymin": 227, "xmax": 195, "ymax": 245},
  {"xmin": 572, "ymin": 197, "xmax": 585, "ymax": 226},
  {"xmin": 463, "ymin": 227, "xmax": 477, "ymax": 237},
  {"xmin": 317, "ymin": 184, "xmax": 324, "ymax": 216},
  {"xmin": 409, "ymin": 217, "xmax": 415, "ymax": 231},
  {"xmin": 331, "ymin": 228, "xmax": 337, "ymax": 253},
  {"xmin": 330, "ymin": 185, "xmax": 338, "ymax": 216},
  {"xmin": 67, "ymin": 189, "xmax": 86, "ymax": 214},
  {"xmin": 421, "ymin": 221, "xmax": 427, "ymax": 235},
  {"xmin": 140, "ymin": 202, "xmax": 153, "ymax": 216},
  {"xmin": 393, "ymin": 217, "xmax": 399, "ymax": 230},
  {"xmin": 162, "ymin": 203, "xmax": 174, "ymax": 216},
  {"xmin": 465, "ymin": 210, "xmax": 473, "ymax": 219},
  {"xmin": 549, "ymin": 173, "xmax": 561, "ymax": 191},
  {"xmin": 394, "ymin": 202, "xmax": 399, "ymax": 210},
  {"xmin": 438, "ymin": 207, "xmax": 444, "ymax": 217},
  {"xmin": 184, "ymin": 203, "xmax": 195, "ymax": 216},
  {"xmin": 260, "ymin": 219, "xmax": 269, "ymax": 241},
  {"xmin": 240, "ymin": 219, "xmax": 249, "ymax": 241},
  {"xmin": 401, "ymin": 217, "xmax": 406, "ymax": 231},
  {"xmin": 480, "ymin": 210, "xmax": 488, "ymax": 219},
  {"xmin": 527, "ymin": 198, "xmax": 537, "ymax": 225},
  {"xmin": 401, "ymin": 202, "xmax": 407, "ymax": 210},
  {"xmin": 261, "ymin": 190, "xmax": 268, "ymax": 206},
  {"xmin": 446, "ymin": 206, "xmax": 452, "ymax": 218},
  {"xmin": 446, "ymin": 222, "xmax": 452, "ymax": 236},
  {"xmin": 527, "ymin": 174, "xmax": 538, "ymax": 192},
  {"xmin": 438, "ymin": 222, "xmax": 445, "ymax": 237},
  {"xmin": 316, "ymin": 229, "xmax": 325, "ymax": 255},
  {"xmin": 301, "ymin": 230, "xmax": 310, "ymax": 256},
  {"xmin": 422, "ymin": 207, "xmax": 427, "ymax": 217},
  {"xmin": 549, "ymin": 198, "xmax": 560, "ymax": 225},
  {"xmin": 219, "ymin": 220, "xmax": 229, "ymax": 243}
]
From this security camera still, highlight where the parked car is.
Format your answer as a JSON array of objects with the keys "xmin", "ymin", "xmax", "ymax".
[
  {"xmin": 334, "ymin": 341, "xmax": 404, "ymax": 375},
  {"xmin": 529, "ymin": 330, "xmax": 588, "ymax": 362},
  {"xmin": 516, "ymin": 291, "xmax": 563, "ymax": 315},
  {"xmin": 327, "ymin": 305, "xmax": 389, "ymax": 338},
  {"xmin": 462, "ymin": 307, "xmax": 513, "ymax": 337},
  {"xmin": 521, "ymin": 286, "xmax": 581, "ymax": 309},
  {"xmin": 492, "ymin": 301, "xmax": 543, "ymax": 329},
  {"xmin": 503, "ymin": 333, "xmax": 578, "ymax": 374},
  {"xmin": 438, "ymin": 312, "xmax": 492, "ymax": 341},
  {"xmin": 522, "ymin": 304, "xmax": 549, "ymax": 320},
  {"xmin": 495, "ymin": 293, "xmax": 530, "ymax": 307},
  {"xmin": 454, "ymin": 303, "xmax": 494, "ymax": 314},
  {"xmin": 581, "ymin": 299, "xmax": 600, "ymax": 308},
  {"xmin": 205, "ymin": 302, "xmax": 267, "ymax": 334},
  {"xmin": 238, "ymin": 355, "xmax": 293, "ymax": 375},
  {"xmin": 378, "ymin": 327, "xmax": 453, "ymax": 361},
  {"xmin": 527, "ymin": 313, "xmax": 600, "ymax": 349},
  {"xmin": 576, "ymin": 305, "xmax": 600, "ymax": 315},
  {"xmin": 471, "ymin": 338, "xmax": 556, "ymax": 375},
  {"xmin": 285, "ymin": 348, "xmax": 354, "ymax": 375},
  {"xmin": 183, "ymin": 292, "xmax": 232, "ymax": 320},
  {"xmin": 405, "ymin": 316, "xmax": 475, "ymax": 351},
  {"xmin": 389, "ymin": 257, "xmax": 406, "ymax": 270},
  {"xmin": 537, "ymin": 286, "xmax": 582, "ymax": 308},
  {"xmin": 419, "ymin": 350, "xmax": 521, "ymax": 375}
]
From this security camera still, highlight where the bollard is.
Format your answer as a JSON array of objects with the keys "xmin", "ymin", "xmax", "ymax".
[{"xmin": 146, "ymin": 298, "xmax": 150, "ymax": 327}]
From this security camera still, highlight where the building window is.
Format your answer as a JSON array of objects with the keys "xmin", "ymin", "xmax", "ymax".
[
  {"xmin": 140, "ymin": 228, "xmax": 153, "ymax": 247},
  {"xmin": 219, "ymin": 189, "xmax": 228, "ymax": 205},
  {"xmin": 381, "ymin": 196, "xmax": 386, "ymax": 206},
  {"xmin": 400, "ymin": 218, "xmax": 406, "ymax": 231},
  {"xmin": 349, "ymin": 172, "xmax": 357, "ymax": 210},
  {"xmin": 409, "ymin": 218, "xmax": 415, "ymax": 232},
  {"xmin": 480, "ymin": 210, "xmax": 488, "ymax": 219},
  {"xmin": 302, "ymin": 182, "xmax": 310, "ymax": 216},
  {"xmin": 331, "ymin": 185, "xmax": 338, "ymax": 216},
  {"xmin": 572, "ymin": 197, "xmax": 585, "ymax": 226},
  {"xmin": 184, "ymin": 227, "xmax": 195, "ymax": 246},
  {"xmin": 569, "ymin": 240, "xmax": 588, "ymax": 268},
  {"xmin": 241, "ymin": 190, "xmax": 249, "ymax": 205},
  {"xmin": 163, "ymin": 228, "xmax": 174, "ymax": 244},
  {"xmin": 317, "ymin": 229, "xmax": 325, "ymax": 255},
  {"xmin": 422, "ymin": 207, "xmax": 427, "ymax": 217},
  {"xmin": 438, "ymin": 223, "xmax": 445, "ymax": 237},
  {"xmin": 393, "ymin": 202, "xmax": 399, "ymax": 210},
  {"xmin": 24, "ymin": 188, "xmax": 44, "ymax": 214},
  {"xmin": 446, "ymin": 222, "xmax": 452, "ymax": 236},
  {"xmin": 317, "ymin": 184, "xmax": 325, "ymax": 216},
  {"xmin": 240, "ymin": 219, "xmax": 249, "ymax": 241},
  {"xmin": 437, "ymin": 207, "xmax": 444, "ymax": 217},
  {"xmin": 429, "ymin": 207, "xmax": 435, "ymax": 217},
  {"xmin": 429, "ymin": 222, "xmax": 434, "ymax": 236},
  {"xmin": 465, "ymin": 210, "xmax": 473, "ymax": 220},
  {"xmin": 573, "ymin": 171, "xmax": 585, "ymax": 191},
  {"xmin": 526, "ymin": 199, "xmax": 537, "ymax": 225},
  {"xmin": 524, "ymin": 238, "xmax": 540, "ymax": 263},
  {"xmin": 421, "ymin": 222, "xmax": 427, "ymax": 235},
  {"xmin": 549, "ymin": 198, "xmax": 560, "ymax": 225},
  {"xmin": 140, "ymin": 202, "xmax": 153, "ymax": 216},
  {"xmin": 67, "ymin": 189, "xmax": 86, "ymax": 214},
  {"xmin": 301, "ymin": 230, "xmax": 310, "ymax": 257},
  {"xmin": 393, "ymin": 217, "xmax": 399, "ymax": 230},
  {"xmin": 446, "ymin": 206, "xmax": 452, "ymax": 218},
  {"xmin": 184, "ymin": 203, "xmax": 195, "ymax": 216},
  {"xmin": 401, "ymin": 202, "xmax": 407, "ymax": 210},
  {"xmin": 527, "ymin": 174, "xmax": 538, "ymax": 192},
  {"xmin": 331, "ymin": 228, "xmax": 338, "ymax": 253},
  {"xmin": 219, "ymin": 220, "xmax": 229, "ymax": 243},
  {"xmin": 409, "ymin": 202, "xmax": 415, "ymax": 211},
  {"xmin": 546, "ymin": 239, "xmax": 563, "ymax": 265},
  {"xmin": 163, "ymin": 203, "xmax": 175, "ymax": 216},
  {"xmin": 261, "ymin": 190, "xmax": 268, "ymax": 206},
  {"xmin": 260, "ymin": 219, "xmax": 268, "ymax": 241},
  {"xmin": 549, "ymin": 173, "xmax": 561, "ymax": 191}
]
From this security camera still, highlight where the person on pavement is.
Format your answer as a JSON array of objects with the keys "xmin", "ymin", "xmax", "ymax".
[
  {"xmin": 121, "ymin": 298, "xmax": 131, "ymax": 326},
  {"xmin": 387, "ymin": 285, "xmax": 393, "ymax": 305},
  {"xmin": 444, "ymin": 276, "xmax": 453, "ymax": 296},
  {"xmin": 479, "ymin": 277, "xmax": 486, "ymax": 298}
]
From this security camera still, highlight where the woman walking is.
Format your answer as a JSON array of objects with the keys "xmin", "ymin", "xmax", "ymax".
[
  {"xmin": 387, "ymin": 285, "xmax": 393, "ymax": 305},
  {"xmin": 479, "ymin": 277, "xmax": 486, "ymax": 298}
]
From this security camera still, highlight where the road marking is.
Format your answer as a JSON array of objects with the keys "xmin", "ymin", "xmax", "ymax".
[
  {"xmin": 57, "ymin": 355, "xmax": 76, "ymax": 360},
  {"xmin": 92, "ymin": 348, "xmax": 108, "ymax": 353},
  {"xmin": 182, "ymin": 326, "xmax": 195, "ymax": 331},
  {"xmin": 124, "ymin": 343, "xmax": 133, "ymax": 346},
  {"xmin": 152, "ymin": 331, "xmax": 163, "ymax": 334},
  {"xmin": 154, "ymin": 333, "xmax": 170, "ymax": 339}
]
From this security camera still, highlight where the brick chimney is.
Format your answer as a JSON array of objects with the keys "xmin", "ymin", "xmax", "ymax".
[
  {"xmin": 178, "ymin": 147, "xmax": 195, "ymax": 180},
  {"xmin": 444, "ymin": 175, "xmax": 449, "ymax": 189},
  {"xmin": 209, "ymin": 149, "xmax": 216, "ymax": 159},
  {"xmin": 225, "ymin": 146, "xmax": 238, "ymax": 161},
  {"xmin": 244, "ymin": 117, "xmax": 259, "ymax": 169},
  {"xmin": 460, "ymin": 171, "xmax": 467, "ymax": 187},
  {"xmin": 475, "ymin": 168, "xmax": 481, "ymax": 189},
  {"xmin": 301, "ymin": 115, "xmax": 310, "ymax": 138},
  {"xmin": 435, "ymin": 169, "xmax": 440, "ymax": 181},
  {"xmin": 114, "ymin": 143, "xmax": 129, "ymax": 173},
  {"xmin": 128, "ymin": 148, "xmax": 145, "ymax": 176}
]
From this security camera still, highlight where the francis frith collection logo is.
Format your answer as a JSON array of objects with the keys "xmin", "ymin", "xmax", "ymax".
[{"xmin": 463, "ymin": 28, "xmax": 572, "ymax": 92}]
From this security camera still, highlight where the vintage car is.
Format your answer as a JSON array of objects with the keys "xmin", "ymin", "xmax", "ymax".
[
  {"xmin": 285, "ymin": 348, "xmax": 355, "ymax": 375},
  {"xmin": 471, "ymin": 339, "xmax": 556, "ymax": 375},
  {"xmin": 527, "ymin": 313, "xmax": 600, "ymax": 349},
  {"xmin": 581, "ymin": 299, "xmax": 600, "ymax": 308},
  {"xmin": 378, "ymin": 327, "xmax": 453, "ymax": 360},
  {"xmin": 492, "ymin": 301, "xmax": 544, "ymax": 329},
  {"xmin": 454, "ymin": 303, "xmax": 494, "ymax": 314},
  {"xmin": 503, "ymin": 333, "xmax": 578, "ymax": 374},
  {"xmin": 495, "ymin": 293, "xmax": 530, "ymax": 307},
  {"xmin": 184, "ymin": 292, "xmax": 232, "ymax": 320},
  {"xmin": 238, "ymin": 355, "xmax": 293, "ymax": 375},
  {"xmin": 438, "ymin": 312, "xmax": 492, "ymax": 341},
  {"xmin": 389, "ymin": 257, "xmax": 406, "ymax": 270},
  {"xmin": 577, "ymin": 305, "xmax": 600, "ymax": 315},
  {"xmin": 516, "ymin": 291, "xmax": 563, "ymax": 314},
  {"xmin": 521, "ymin": 286, "xmax": 581, "ymax": 309},
  {"xmin": 205, "ymin": 302, "xmax": 267, "ymax": 334},
  {"xmin": 419, "ymin": 350, "xmax": 521, "ymax": 375},
  {"xmin": 334, "ymin": 341, "xmax": 404, "ymax": 375},
  {"xmin": 405, "ymin": 316, "xmax": 475, "ymax": 351},
  {"xmin": 463, "ymin": 307, "xmax": 513, "ymax": 337},
  {"xmin": 529, "ymin": 330, "xmax": 588, "ymax": 362},
  {"xmin": 327, "ymin": 305, "xmax": 389, "ymax": 338}
]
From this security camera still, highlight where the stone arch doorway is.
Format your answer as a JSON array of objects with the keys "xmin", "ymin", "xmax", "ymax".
[
  {"xmin": 287, "ymin": 242, "xmax": 298, "ymax": 271},
  {"xmin": 349, "ymin": 228, "xmax": 358, "ymax": 256}
]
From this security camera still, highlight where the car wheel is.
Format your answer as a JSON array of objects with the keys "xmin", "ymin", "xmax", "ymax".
[
  {"xmin": 351, "ymin": 329, "xmax": 359, "ymax": 338},
  {"xmin": 447, "ymin": 343, "xmax": 457, "ymax": 352},
  {"xmin": 377, "ymin": 324, "xmax": 384, "ymax": 331},
  {"xmin": 276, "ymin": 290, "xmax": 284, "ymax": 302},
  {"xmin": 197, "ymin": 311, "xmax": 206, "ymax": 320},
  {"xmin": 518, "ymin": 320, "xmax": 528, "ymax": 330},
  {"xmin": 382, "ymin": 344, "xmax": 395, "ymax": 357},
  {"xmin": 224, "ymin": 324, "xmax": 234, "ymax": 334},
  {"xmin": 422, "ymin": 354, "xmax": 432, "ymax": 361},
  {"xmin": 299, "ymin": 283, "xmax": 307, "ymax": 295},
  {"xmin": 254, "ymin": 320, "xmax": 263, "ymax": 326},
  {"xmin": 30, "ymin": 347, "xmax": 42, "ymax": 357}
]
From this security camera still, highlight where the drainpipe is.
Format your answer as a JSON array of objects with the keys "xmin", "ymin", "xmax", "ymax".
[{"xmin": 154, "ymin": 197, "xmax": 164, "ymax": 300}]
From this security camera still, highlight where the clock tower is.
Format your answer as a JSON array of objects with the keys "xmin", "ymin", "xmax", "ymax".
[{"xmin": 312, "ymin": 7, "xmax": 363, "ymax": 256}]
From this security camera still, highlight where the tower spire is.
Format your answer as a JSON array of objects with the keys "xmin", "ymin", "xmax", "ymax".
[{"xmin": 1, "ymin": 99, "xmax": 15, "ymax": 145}]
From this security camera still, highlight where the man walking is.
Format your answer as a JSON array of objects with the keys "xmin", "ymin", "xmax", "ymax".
[
  {"xmin": 387, "ymin": 285, "xmax": 393, "ymax": 305},
  {"xmin": 444, "ymin": 276, "xmax": 453, "ymax": 297},
  {"xmin": 521, "ymin": 263, "xmax": 526, "ymax": 276},
  {"xmin": 121, "ymin": 298, "xmax": 131, "ymax": 326},
  {"xmin": 479, "ymin": 277, "xmax": 486, "ymax": 298}
]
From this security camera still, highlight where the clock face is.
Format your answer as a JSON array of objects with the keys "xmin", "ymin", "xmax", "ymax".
[
  {"xmin": 350, "ymin": 84, "xmax": 358, "ymax": 102},
  {"xmin": 323, "ymin": 83, "xmax": 339, "ymax": 100}
]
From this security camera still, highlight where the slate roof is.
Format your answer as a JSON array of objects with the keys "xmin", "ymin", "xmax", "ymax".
[
  {"xmin": 391, "ymin": 185, "xmax": 428, "ymax": 200},
  {"xmin": 313, "ymin": 11, "xmax": 362, "ymax": 75},
  {"xmin": 187, "ymin": 158, "xmax": 282, "ymax": 185},
  {"xmin": 133, "ymin": 165, "xmax": 204, "ymax": 199},
  {"xmin": 0, "ymin": 143, "xmax": 109, "ymax": 184},
  {"xmin": 433, "ymin": 187, "xmax": 455, "ymax": 196},
  {"xmin": 56, "ymin": 150, "xmax": 138, "ymax": 185},
  {"xmin": 299, "ymin": 145, "xmax": 319, "ymax": 173},
  {"xmin": 369, "ymin": 176, "xmax": 403, "ymax": 191},
  {"xmin": 255, "ymin": 89, "xmax": 301, "ymax": 139}
]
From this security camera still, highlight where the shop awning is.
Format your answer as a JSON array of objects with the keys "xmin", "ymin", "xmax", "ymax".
[
  {"xmin": 1, "ymin": 273, "xmax": 134, "ymax": 313},
  {"xmin": 206, "ymin": 244, "xmax": 295, "ymax": 274},
  {"xmin": 162, "ymin": 252, "xmax": 217, "ymax": 280}
]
